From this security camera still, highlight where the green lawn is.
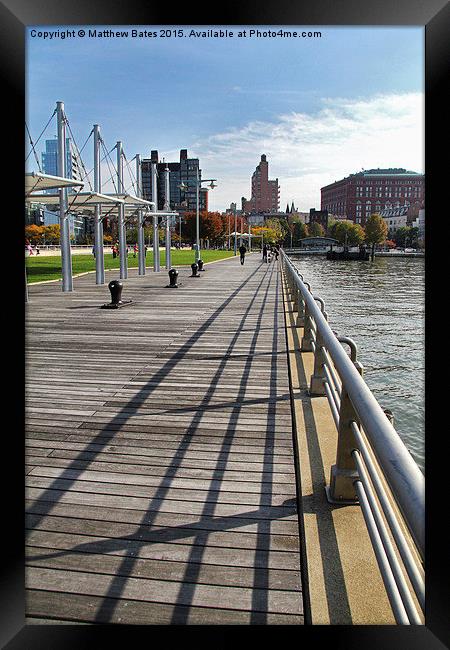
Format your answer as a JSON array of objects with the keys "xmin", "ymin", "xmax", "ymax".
[{"xmin": 25, "ymin": 249, "xmax": 237, "ymax": 283}]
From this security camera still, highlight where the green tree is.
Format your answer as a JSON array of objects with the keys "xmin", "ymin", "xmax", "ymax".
[
  {"xmin": 393, "ymin": 226, "xmax": 420, "ymax": 248},
  {"xmin": 308, "ymin": 222, "xmax": 325, "ymax": 238},
  {"xmin": 329, "ymin": 220, "xmax": 365, "ymax": 246},
  {"xmin": 264, "ymin": 217, "xmax": 286, "ymax": 242},
  {"xmin": 365, "ymin": 213, "xmax": 388, "ymax": 260}
]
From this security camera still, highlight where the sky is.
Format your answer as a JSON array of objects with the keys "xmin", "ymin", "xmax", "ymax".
[{"xmin": 26, "ymin": 25, "xmax": 424, "ymax": 213}]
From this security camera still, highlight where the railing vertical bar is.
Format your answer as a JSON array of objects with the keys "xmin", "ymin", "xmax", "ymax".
[
  {"xmin": 354, "ymin": 480, "xmax": 411, "ymax": 624},
  {"xmin": 350, "ymin": 422, "xmax": 425, "ymax": 609},
  {"xmin": 352, "ymin": 450, "xmax": 423, "ymax": 623}
]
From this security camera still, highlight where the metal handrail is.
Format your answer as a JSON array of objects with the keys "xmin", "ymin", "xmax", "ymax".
[{"xmin": 281, "ymin": 249, "xmax": 425, "ymax": 623}]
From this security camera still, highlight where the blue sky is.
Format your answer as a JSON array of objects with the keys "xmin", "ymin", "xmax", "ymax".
[{"xmin": 26, "ymin": 25, "xmax": 424, "ymax": 211}]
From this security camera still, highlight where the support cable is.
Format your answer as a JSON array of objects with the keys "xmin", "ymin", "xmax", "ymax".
[
  {"xmin": 25, "ymin": 109, "xmax": 56, "ymax": 164},
  {"xmin": 100, "ymin": 140, "xmax": 119, "ymax": 195},
  {"xmin": 122, "ymin": 151, "xmax": 138, "ymax": 196},
  {"xmin": 64, "ymin": 118, "xmax": 93, "ymax": 191}
]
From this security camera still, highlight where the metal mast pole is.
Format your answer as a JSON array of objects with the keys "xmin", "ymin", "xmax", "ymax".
[
  {"xmin": 195, "ymin": 165, "xmax": 200, "ymax": 262},
  {"xmin": 116, "ymin": 141, "xmax": 127, "ymax": 278},
  {"xmin": 152, "ymin": 162, "xmax": 160, "ymax": 272},
  {"xmin": 248, "ymin": 217, "xmax": 252, "ymax": 252},
  {"xmin": 93, "ymin": 124, "xmax": 105, "ymax": 284},
  {"xmin": 57, "ymin": 101, "xmax": 73, "ymax": 292},
  {"xmin": 234, "ymin": 208, "xmax": 237, "ymax": 255},
  {"xmin": 136, "ymin": 154, "xmax": 145, "ymax": 275},
  {"xmin": 164, "ymin": 162, "xmax": 171, "ymax": 269}
]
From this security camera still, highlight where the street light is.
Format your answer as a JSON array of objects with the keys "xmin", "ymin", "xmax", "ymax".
[{"xmin": 179, "ymin": 167, "xmax": 217, "ymax": 262}]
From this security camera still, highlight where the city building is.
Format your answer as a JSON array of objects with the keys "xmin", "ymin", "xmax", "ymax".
[
  {"xmin": 309, "ymin": 208, "xmax": 329, "ymax": 230},
  {"xmin": 320, "ymin": 168, "xmax": 425, "ymax": 225},
  {"xmin": 29, "ymin": 138, "xmax": 88, "ymax": 241},
  {"xmin": 225, "ymin": 202, "xmax": 243, "ymax": 216},
  {"xmin": 242, "ymin": 154, "xmax": 280, "ymax": 214},
  {"xmin": 141, "ymin": 149, "xmax": 208, "ymax": 214},
  {"xmin": 41, "ymin": 137, "xmax": 83, "ymax": 193},
  {"xmin": 380, "ymin": 204, "xmax": 425, "ymax": 240}
]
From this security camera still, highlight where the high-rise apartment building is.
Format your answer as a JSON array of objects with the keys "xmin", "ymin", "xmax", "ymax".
[
  {"xmin": 141, "ymin": 149, "xmax": 208, "ymax": 214},
  {"xmin": 321, "ymin": 168, "xmax": 425, "ymax": 225},
  {"xmin": 41, "ymin": 138, "xmax": 83, "ymax": 192},
  {"xmin": 242, "ymin": 154, "xmax": 280, "ymax": 214}
]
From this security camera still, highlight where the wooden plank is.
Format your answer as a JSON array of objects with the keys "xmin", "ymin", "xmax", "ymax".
[{"xmin": 25, "ymin": 256, "xmax": 303, "ymax": 625}]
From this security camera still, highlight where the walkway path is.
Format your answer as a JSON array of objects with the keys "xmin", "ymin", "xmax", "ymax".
[{"xmin": 25, "ymin": 253, "xmax": 304, "ymax": 624}]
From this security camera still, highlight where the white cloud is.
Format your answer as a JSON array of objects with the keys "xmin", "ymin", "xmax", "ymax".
[{"xmin": 190, "ymin": 92, "xmax": 424, "ymax": 212}]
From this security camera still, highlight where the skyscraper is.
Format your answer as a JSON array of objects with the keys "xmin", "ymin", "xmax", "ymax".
[
  {"xmin": 41, "ymin": 138, "xmax": 83, "ymax": 192},
  {"xmin": 242, "ymin": 154, "xmax": 280, "ymax": 214}
]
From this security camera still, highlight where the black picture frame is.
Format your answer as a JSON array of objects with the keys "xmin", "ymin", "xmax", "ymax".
[{"xmin": 2, "ymin": 0, "xmax": 448, "ymax": 647}]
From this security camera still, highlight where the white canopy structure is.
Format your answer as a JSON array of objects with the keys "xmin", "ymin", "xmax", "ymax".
[
  {"xmin": 25, "ymin": 191, "xmax": 126, "ymax": 211},
  {"xmin": 25, "ymin": 171, "xmax": 84, "ymax": 197}
]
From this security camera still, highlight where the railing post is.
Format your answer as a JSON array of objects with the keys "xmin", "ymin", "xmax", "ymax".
[
  {"xmin": 301, "ymin": 305, "xmax": 314, "ymax": 351},
  {"xmin": 296, "ymin": 289, "xmax": 305, "ymax": 326},
  {"xmin": 326, "ymin": 359, "xmax": 364, "ymax": 504},
  {"xmin": 310, "ymin": 330, "xmax": 327, "ymax": 395}
]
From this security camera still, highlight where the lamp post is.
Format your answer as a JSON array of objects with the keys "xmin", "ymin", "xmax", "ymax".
[{"xmin": 179, "ymin": 167, "xmax": 217, "ymax": 262}]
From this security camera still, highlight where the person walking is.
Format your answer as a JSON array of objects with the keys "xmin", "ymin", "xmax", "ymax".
[
  {"xmin": 262, "ymin": 243, "xmax": 268, "ymax": 263},
  {"xmin": 239, "ymin": 243, "xmax": 247, "ymax": 265},
  {"xmin": 133, "ymin": 243, "xmax": 138, "ymax": 258}
]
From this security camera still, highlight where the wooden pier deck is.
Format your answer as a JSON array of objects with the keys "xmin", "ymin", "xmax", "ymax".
[{"xmin": 25, "ymin": 253, "xmax": 304, "ymax": 625}]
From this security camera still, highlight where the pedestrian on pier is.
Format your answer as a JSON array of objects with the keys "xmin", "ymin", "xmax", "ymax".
[
  {"xmin": 239, "ymin": 243, "xmax": 247, "ymax": 265},
  {"xmin": 262, "ymin": 244, "xmax": 268, "ymax": 262}
]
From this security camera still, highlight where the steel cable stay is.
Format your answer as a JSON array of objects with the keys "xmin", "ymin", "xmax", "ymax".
[
  {"xmin": 25, "ymin": 109, "xmax": 57, "ymax": 164},
  {"xmin": 84, "ymin": 139, "xmax": 117, "ymax": 186},
  {"xmin": 25, "ymin": 123, "xmax": 43, "ymax": 172},
  {"xmin": 100, "ymin": 139, "xmax": 119, "ymax": 195},
  {"xmin": 122, "ymin": 151, "xmax": 138, "ymax": 196},
  {"xmin": 64, "ymin": 116, "xmax": 93, "ymax": 191}
]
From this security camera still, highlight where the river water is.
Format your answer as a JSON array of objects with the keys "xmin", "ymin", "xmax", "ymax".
[{"xmin": 289, "ymin": 254, "xmax": 425, "ymax": 475}]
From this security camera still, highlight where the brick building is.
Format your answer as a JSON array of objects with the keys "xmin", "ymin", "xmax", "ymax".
[
  {"xmin": 320, "ymin": 168, "xmax": 424, "ymax": 225},
  {"xmin": 309, "ymin": 208, "xmax": 329, "ymax": 230},
  {"xmin": 242, "ymin": 154, "xmax": 280, "ymax": 214}
]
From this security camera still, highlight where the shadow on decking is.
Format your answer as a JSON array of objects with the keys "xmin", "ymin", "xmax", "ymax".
[{"xmin": 26, "ymin": 260, "xmax": 299, "ymax": 623}]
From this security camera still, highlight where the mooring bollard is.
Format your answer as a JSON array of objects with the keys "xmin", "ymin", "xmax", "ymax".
[
  {"xmin": 197, "ymin": 259, "xmax": 205, "ymax": 271},
  {"xmin": 191, "ymin": 262, "xmax": 200, "ymax": 277},
  {"xmin": 167, "ymin": 268, "xmax": 179, "ymax": 288},
  {"xmin": 101, "ymin": 279, "xmax": 132, "ymax": 309}
]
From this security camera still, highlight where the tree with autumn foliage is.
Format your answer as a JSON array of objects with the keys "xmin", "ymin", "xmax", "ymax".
[
  {"xmin": 364, "ymin": 213, "xmax": 388, "ymax": 260},
  {"xmin": 25, "ymin": 224, "xmax": 44, "ymax": 245},
  {"xmin": 251, "ymin": 226, "xmax": 279, "ymax": 247},
  {"xmin": 182, "ymin": 211, "xmax": 227, "ymax": 246}
]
